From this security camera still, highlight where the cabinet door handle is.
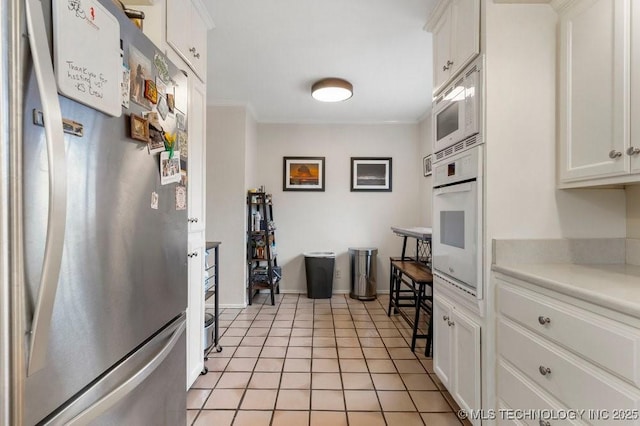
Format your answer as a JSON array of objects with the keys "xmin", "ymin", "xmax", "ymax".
[
  {"xmin": 188, "ymin": 47, "xmax": 200, "ymax": 59},
  {"xmin": 537, "ymin": 316, "xmax": 551, "ymax": 325},
  {"xmin": 188, "ymin": 251, "xmax": 198, "ymax": 258},
  {"xmin": 539, "ymin": 420, "xmax": 551, "ymax": 426},
  {"xmin": 627, "ymin": 146, "xmax": 640, "ymax": 156},
  {"xmin": 609, "ymin": 150, "xmax": 623, "ymax": 159},
  {"xmin": 442, "ymin": 64, "xmax": 449, "ymax": 71},
  {"xmin": 442, "ymin": 315, "xmax": 449, "ymax": 321},
  {"xmin": 446, "ymin": 60, "xmax": 454, "ymax": 67},
  {"xmin": 447, "ymin": 320, "xmax": 455, "ymax": 327},
  {"xmin": 539, "ymin": 365, "xmax": 551, "ymax": 376}
]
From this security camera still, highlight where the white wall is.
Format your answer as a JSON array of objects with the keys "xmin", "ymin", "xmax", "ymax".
[
  {"xmin": 245, "ymin": 110, "xmax": 258, "ymax": 190},
  {"xmin": 628, "ymin": 185, "xmax": 640, "ymax": 238},
  {"xmin": 484, "ymin": 3, "xmax": 626, "ymax": 245},
  {"xmin": 417, "ymin": 112, "xmax": 433, "ymax": 226},
  {"xmin": 256, "ymin": 123, "xmax": 423, "ymax": 294},
  {"xmin": 206, "ymin": 106, "xmax": 250, "ymax": 307}
]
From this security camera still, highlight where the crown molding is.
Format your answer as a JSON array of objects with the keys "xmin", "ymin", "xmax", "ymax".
[
  {"xmin": 424, "ymin": 0, "xmax": 449, "ymax": 32},
  {"xmin": 192, "ymin": 0, "xmax": 215, "ymax": 30}
]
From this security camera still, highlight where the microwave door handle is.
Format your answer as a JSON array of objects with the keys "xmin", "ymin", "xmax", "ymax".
[
  {"xmin": 25, "ymin": 0, "xmax": 68, "ymax": 376},
  {"xmin": 434, "ymin": 182, "xmax": 473, "ymax": 195}
]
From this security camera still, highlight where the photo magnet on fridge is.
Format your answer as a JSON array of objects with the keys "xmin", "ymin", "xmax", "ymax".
[
  {"xmin": 144, "ymin": 79, "xmax": 158, "ymax": 104},
  {"xmin": 128, "ymin": 45, "xmax": 152, "ymax": 109},
  {"xmin": 151, "ymin": 191, "xmax": 159, "ymax": 209},
  {"xmin": 160, "ymin": 150, "xmax": 182, "ymax": 185},
  {"xmin": 121, "ymin": 63, "xmax": 130, "ymax": 108},
  {"xmin": 166, "ymin": 93, "xmax": 175, "ymax": 113},
  {"xmin": 175, "ymin": 185, "xmax": 186, "ymax": 210},
  {"xmin": 156, "ymin": 95, "xmax": 169, "ymax": 120}
]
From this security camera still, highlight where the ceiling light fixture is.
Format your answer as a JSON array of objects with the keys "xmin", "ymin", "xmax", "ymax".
[{"xmin": 311, "ymin": 78, "xmax": 353, "ymax": 102}]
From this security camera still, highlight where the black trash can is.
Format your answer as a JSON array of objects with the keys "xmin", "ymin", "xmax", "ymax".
[{"xmin": 304, "ymin": 251, "xmax": 336, "ymax": 299}]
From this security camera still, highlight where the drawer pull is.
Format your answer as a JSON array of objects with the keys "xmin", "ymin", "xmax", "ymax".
[
  {"xmin": 539, "ymin": 420, "xmax": 551, "ymax": 426},
  {"xmin": 537, "ymin": 316, "xmax": 551, "ymax": 325},
  {"xmin": 538, "ymin": 365, "xmax": 551, "ymax": 376},
  {"xmin": 442, "ymin": 315, "xmax": 449, "ymax": 322},
  {"xmin": 447, "ymin": 320, "xmax": 455, "ymax": 327}
]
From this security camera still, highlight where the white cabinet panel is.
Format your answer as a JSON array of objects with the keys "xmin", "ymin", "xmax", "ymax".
[
  {"xmin": 558, "ymin": 0, "xmax": 632, "ymax": 185},
  {"xmin": 429, "ymin": 0, "xmax": 480, "ymax": 95},
  {"xmin": 499, "ymin": 319, "xmax": 640, "ymax": 416},
  {"xmin": 496, "ymin": 274, "xmax": 640, "ymax": 426},
  {"xmin": 497, "ymin": 361, "xmax": 582, "ymax": 426},
  {"xmin": 631, "ymin": 0, "xmax": 640, "ymax": 172},
  {"xmin": 452, "ymin": 308, "xmax": 481, "ymax": 415},
  {"xmin": 433, "ymin": 295, "xmax": 453, "ymax": 389},
  {"xmin": 450, "ymin": 0, "xmax": 480, "ymax": 83},
  {"xmin": 499, "ymin": 284, "xmax": 640, "ymax": 387},
  {"xmin": 187, "ymin": 75, "xmax": 206, "ymax": 233},
  {"xmin": 186, "ymin": 237, "xmax": 204, "ymax": 388},
  {"xmin": 433, "ymin": 288, "xmax": 481, "ymax": 425},
  {"xmin": 166, "ymin": 0, "xmax": 209, "ymax": 82}
]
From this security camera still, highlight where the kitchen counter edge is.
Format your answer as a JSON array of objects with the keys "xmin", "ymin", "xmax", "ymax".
[{"xmin": 492, "ymin": 263, "xmax": 640, "ymax": 319}]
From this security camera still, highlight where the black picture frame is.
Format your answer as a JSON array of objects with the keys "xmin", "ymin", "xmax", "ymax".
[
  {"xmin": 350, "ymin": 157, "xmax": 392, "ymax": 192},
  {"xmin": 283, "ymin": 156, "xmax": 326, "ymax": 191},
  {"xmin": 423, "ymin": 155, "xmax": 432, "ymax": 177}
]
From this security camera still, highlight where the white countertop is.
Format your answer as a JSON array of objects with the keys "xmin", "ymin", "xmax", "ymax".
[
  {"xmin": 391, "ymin": 226, "xmax": 432, "ymax": 240},
  {"xmin": 493, "ymin": 263, "xmax": 640, "ymax": 318}
]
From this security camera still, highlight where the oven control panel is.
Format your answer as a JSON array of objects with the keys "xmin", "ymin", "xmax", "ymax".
[{"xmin": 433, "ymin": 145, "xmax": 482, "ymax": 187}]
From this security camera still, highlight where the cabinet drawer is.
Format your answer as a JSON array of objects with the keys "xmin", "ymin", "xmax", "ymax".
[
  {"xmin": 498, "ymin": 360, "xmax": 583, "ymax": 426},
  {"xmin": 499, "ymin": 283, "xmax": 640, "ymax": 386},
  {"xmin": 498, "ymin": 319, "xmax": 640, "ymax": 422}
]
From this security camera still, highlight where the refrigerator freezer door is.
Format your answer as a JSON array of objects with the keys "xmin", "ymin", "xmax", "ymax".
[
  {"xmin": 45, "ymin": 316, "xmax": 187, "ymax": 426},
  {"xmin": 22, "ymin": 0, "xmax": 188, "ymax": 424}
]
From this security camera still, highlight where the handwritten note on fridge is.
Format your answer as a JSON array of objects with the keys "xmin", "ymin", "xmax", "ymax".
[{"xmin": 53, "ymin": 0, "xmax": 121, "ymax": 117}]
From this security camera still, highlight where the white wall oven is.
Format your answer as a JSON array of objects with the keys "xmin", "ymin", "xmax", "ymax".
[
  {"xmin": 433, "ymin": 58, "xmax": 482, "ymax": 155},
  {"xmin": 432, "ymin": 146, "xmax": 483, "ymax": 298}
]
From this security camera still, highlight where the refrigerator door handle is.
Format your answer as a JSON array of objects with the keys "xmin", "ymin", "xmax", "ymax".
[
  {"xmin": 25, "ymin": 0, "xmax": 68, "ymax": 376},
  {"xmin": 65, "ymin": 320, "xmax": 186, "ymax": 426}
]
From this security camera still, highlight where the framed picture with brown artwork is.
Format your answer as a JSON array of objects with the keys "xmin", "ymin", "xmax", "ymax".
[{"xmin": 283, "ymin": 157, "xmax": 325, "ymax": 191}]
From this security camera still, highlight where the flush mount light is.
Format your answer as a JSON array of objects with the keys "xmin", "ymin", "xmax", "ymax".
[{"xmin": 311, "ymin": 78, "xmax": 353, "ymax": 102}]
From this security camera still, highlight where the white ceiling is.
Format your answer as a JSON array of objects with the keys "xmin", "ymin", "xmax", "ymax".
[{"xmin": 204, "ymin": 0, "xmax": 437, "ymax": 124}]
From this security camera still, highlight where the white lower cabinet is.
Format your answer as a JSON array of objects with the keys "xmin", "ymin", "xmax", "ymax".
[
  {"xmin": 186, "ymin": 234, "xmax": 205, "ymax": 388},
  {"xmin": 433, "ymin": 288, "xmax": 481, "ymax": 424},
  {"xmin": 496, "ymin": 274, "xmax": 640, "ymax": 426}
]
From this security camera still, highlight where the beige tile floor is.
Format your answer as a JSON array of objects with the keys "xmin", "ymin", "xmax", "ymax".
[{"xmin": 187, "ymin": 293, "xmax": 466, "ymax": 426}]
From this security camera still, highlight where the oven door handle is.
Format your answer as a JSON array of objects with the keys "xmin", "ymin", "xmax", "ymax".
[{"xmin": 434, "ymin": 182, "xmax": 473, "ymax": 195}]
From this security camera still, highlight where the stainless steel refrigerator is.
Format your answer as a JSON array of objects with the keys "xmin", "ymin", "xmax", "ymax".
[{"xmin": 0, "ymin": 0, "xmax": 189, "ymax": 424}]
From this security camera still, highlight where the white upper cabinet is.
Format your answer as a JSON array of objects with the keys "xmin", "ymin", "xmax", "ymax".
[
  {"xmin": 166, "ymin": 0, "xmax": 213, "ymax": 82},
  {"xmin": 558, "ymin": 0, "xmax": 629, "ymax": 185},
  {"xmin": 427, "ymin": 0, "xmax": 480, "ymax": 95},
  {"xmin": 631, "ymin": 0, "xmax": 640, "ymax": 174}
]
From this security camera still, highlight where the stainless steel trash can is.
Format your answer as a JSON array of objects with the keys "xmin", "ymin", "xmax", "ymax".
[
  {"xmin": 349, "ymin": 247, "xmax": 378, "ymax": 300},
  {"xmin": 304, "ymin": 251, "xmax": 336, "ymax": 299}
]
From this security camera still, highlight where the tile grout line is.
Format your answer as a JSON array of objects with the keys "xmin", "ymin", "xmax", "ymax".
[{"xmin": 191, "ymin": 293, "xmax": 458, "ymax": 426}]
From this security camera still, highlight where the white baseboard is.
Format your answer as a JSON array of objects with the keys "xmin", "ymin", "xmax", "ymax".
[{"xmin": 216, "ymin": 303, "xmax": 247, "ymax": 309}]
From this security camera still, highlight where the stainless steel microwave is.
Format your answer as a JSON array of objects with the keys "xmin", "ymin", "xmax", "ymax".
[{"xmin": 433, "ymin": 58, "xmax": 482, "ymax": 155}]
